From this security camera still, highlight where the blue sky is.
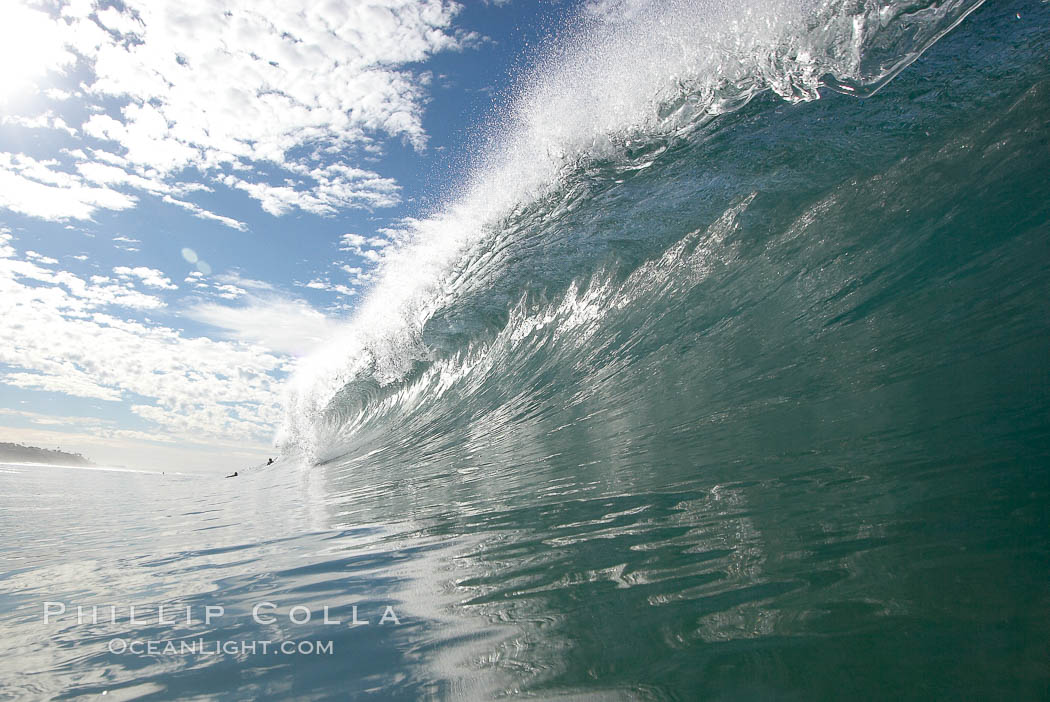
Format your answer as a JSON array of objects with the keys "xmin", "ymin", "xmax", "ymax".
[{"xmin": 0, "ymin": 0, "xmax": 581, "ymax": 471}]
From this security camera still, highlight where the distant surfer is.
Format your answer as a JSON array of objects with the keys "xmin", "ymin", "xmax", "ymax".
[
  {"xmin": 267, "ymin": 457, "xmax": 274, "ymax": 465},
  {"xmin": 225, "ymin": 471, "xmax": 238, "ymax": 478}
]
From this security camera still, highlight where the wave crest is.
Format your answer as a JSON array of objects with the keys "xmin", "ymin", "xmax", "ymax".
[{"xmin": 276, "ymin": 0, "xmax": 985, "ymax": 462}]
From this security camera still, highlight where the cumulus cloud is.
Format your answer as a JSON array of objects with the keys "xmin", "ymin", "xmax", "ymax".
[
  {"xmin": 0, "ymin": 1, "xmax": 488, "ymax": 465},
  {"xmin": 113, "ymin": 265, "xmax": 178, "ymax": 290},
  {"xmin": 0, "ymin": 0, "xmax": 475, "ymax": 224},
  {"xmin": 2, "ymin": 111, "xmax": 77, "ymax": 136},
  {"xmin": 1, "ymin": 233, "xmax": 346, "ymax": 452},
  {"xmin": 339, "ymin": 232, "xmax": 395, "ymax": 263},
  {"xmin": 3, "ymin": 259, "xmax": 166, "ymax": 311},
  {"xmin": 0, "ymin": 152, "xmax": 137, "ymax": 220},
  {"xmin": 25, "ymin": 250, "xmax": 59, "ymax": 265},
  {"xmin": 302, "ymin": 279, "xmax": 356, "ymax": 297},
  {"xmin": 0, "ymin": 230, "xmax": 290, "ymax": 445},
  {"xmin": 5, "ymin": 368, "xmax": 123, "ymax": 402}
]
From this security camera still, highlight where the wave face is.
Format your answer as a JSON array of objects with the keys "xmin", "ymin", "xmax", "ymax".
[
  {"xmin": 268, "ymin": 4, "xmax": 1050, "ymax": 695},
  {"xmin": 277, "ymin": 0, "xmax": 1046, "ymax": 469}
]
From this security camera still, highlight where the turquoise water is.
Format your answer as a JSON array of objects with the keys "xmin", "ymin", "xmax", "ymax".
[{"xmin": 4, "ymin": 0, "xmax": 1050, "ymax": 699}]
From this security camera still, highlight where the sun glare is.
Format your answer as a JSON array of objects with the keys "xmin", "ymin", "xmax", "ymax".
[{"xmin": 0, "ymin": 3, "xmax": 72, "ymax": 102}]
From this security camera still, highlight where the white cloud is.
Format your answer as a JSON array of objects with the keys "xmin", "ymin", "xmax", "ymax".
[
  {"xmin": 0, "ymin": 0, "xmax": 476, "ymax": 224},
  {"xmin": 2, "ymin": 254, "xmax": 166, "ymax": 310},
  {"xmin": 111, "ymin": 235, "xmax": 141, "ymax": 252},
  {"xmin": 0, "ymin": 152, "xmax": 137, "ymax": 221},
  {"xmin": 45, "ymin": 88, "xmax": 75, "ymax": 101},
  {"xmin": 95, "ymin": 6, "xmax": 144, "ymax": 36},
  {"xmin": 113, "ymin": 265, "xmax": 178, "ymax": 290},
  {"xmin": 184, "ymin": 270, "xmax": 209, "ymax": 288},
  {"xmin": 222, "ymin": 166, "xmax": 400, "ymax": 217},
  {"xmin": 0, "ymin": 240, "xmax": 288, "ymax": 445},
  {"xmin": 215, "ymin": 284, "xmax": 248, "ymax": 300},
  {"xmin": 2, "ymin": 111, "xmax": 77, "ymax": 136},
  {"xmin": 1, "ymin": 239, "xmax": 339, "ymax": 453},
  {"xmin": 25, "ymin": 251, "xmax": 59, "ymax": 265},
  {"xmin": 339, "ymin": 264, "xmax": 374, "ymax": 287},
  {"xmin": 161, "ymin": 195, "xmax": 248, "ymax": 231},
  {"xmin": 5, "ymin": 368, "xmax": 123, "ymax": 402},
  {"xmin": 302, "ymin": 278, "xmax": 356, "ymax": 297},
  {"xmin": 212, "ymin": 272, "xmax": 277, "ymax": 293},
  {"xmin": 339, "ymin": 231, "xmax": 394, "ymax": 262},
  {"xmin": 76, "ymin": 161, "xmax": 168, "ymax": 194},
  {"xmin": 186, "ymin": 296, "xmax": 340, "ymax": 356}
]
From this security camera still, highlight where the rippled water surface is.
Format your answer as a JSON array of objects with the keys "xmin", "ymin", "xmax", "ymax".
[
  {"xmin": 4, "ymin": 1, "xmax": 1050, "ymax": 699},
  {"xmin": 2, "ymin": 405, "xmax": 1049, "ymax": 700}
]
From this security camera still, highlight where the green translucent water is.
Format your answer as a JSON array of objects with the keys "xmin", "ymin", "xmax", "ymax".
[{"xmin": 3, "ymin": 1, "xmax": 1049, "ymax": 699}]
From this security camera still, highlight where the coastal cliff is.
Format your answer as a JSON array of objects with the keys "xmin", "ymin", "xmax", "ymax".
[{"xmin": 0, "ymin": 442, "xmax": 93, "ymax": 466}]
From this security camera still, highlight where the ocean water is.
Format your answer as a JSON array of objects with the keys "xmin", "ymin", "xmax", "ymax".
[{"xmin": 4, "ymin": 0, "xmax": 1050, "ymax": 699}]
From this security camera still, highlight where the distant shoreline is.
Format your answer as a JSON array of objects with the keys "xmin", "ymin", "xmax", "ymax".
[{"xmin": 0, "ymin": 442, "xmax": 93, "ymax": 467}]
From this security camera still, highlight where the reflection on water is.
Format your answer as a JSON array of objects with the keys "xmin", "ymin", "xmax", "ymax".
[
  {"xmin": 4, "ymin": 407, "xmax": 1045, "ymax": 701},
  {"xmin": 0, "ymin": 463, "xmax": 514, "ymax": 700}
]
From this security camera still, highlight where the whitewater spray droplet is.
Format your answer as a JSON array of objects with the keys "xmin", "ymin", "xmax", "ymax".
[{"xmin": 181, "ymin": 247, "xmax": 198, "ymax": 264}]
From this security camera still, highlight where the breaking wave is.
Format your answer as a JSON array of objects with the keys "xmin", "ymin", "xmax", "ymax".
[{"xmin": 275, "ymin": 0, "xmax": 1043, "ymax": 466}]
